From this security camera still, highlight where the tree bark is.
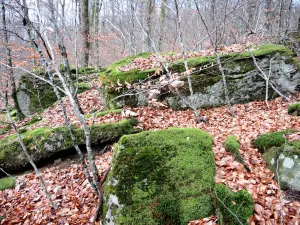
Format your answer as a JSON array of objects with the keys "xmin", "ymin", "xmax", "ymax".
[
  {"xmin": 158, "ymin": 0, "xmax": 167, "ymax": 52},
  {"xmin": 264, "ymin": 0, "xmax": 272, "ymax": 32},
  {"xmin": 145, "ymin": 0, "xmax": 155, "ymax": 52},
  {"xmin": 82, "ymin": 0, "xmax": 90, "ymax": 67},
  {"xmin": 1, "ymin": 0, "xmax": 25, "ymax": 120}
]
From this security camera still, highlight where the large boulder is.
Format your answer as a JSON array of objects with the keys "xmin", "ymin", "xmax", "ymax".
[
  {"xmin": 101, "ymin": 44, "xmax": 300, "ymax": 109},
  {"xmin": 263, "ymin": 144, "xmax": 300, "ymax": 191},
  {"xmin": 0, "ymin": 119, "xmax": 138, "ymax": 174},
  {"xmin": 17, "ymin": 67, "xmax": 101, "ymax": 115},
  {"xmin": 102, "ymin": 128, "xmax": 254, "ymax": 225},
  {"xmin": 254, "ymin": 131, "xmax": 300, "ymax": 191}
]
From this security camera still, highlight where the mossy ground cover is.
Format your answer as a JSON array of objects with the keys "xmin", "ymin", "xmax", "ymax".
[
  {"xmin": 0, "ymin": 119, "xmax": 138, "ymax": 172},
  {"xmin": 85, "ymin": 109, "xmax": 122, "ymax": 119},
  {"xmin": 0, "ymin": 177, "xmax": 16, "ymax": 191}
]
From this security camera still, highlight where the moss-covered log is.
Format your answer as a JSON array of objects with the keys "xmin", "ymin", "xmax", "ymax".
[{"xmin": 0, "ymin": 119, "xmax": 138, "ymax": 173}]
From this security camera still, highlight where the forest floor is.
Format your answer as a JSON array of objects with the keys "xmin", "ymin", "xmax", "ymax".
[{"xmin": 1, "ymin": 89, "xmax": 300, "ymax": 224}]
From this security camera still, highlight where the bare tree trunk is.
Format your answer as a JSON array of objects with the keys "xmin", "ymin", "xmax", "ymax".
[
  {"xmin": 264, "ymin": 0, "xmax": 272, "ymax": 32},
  {"xmin": 129, "ymin": 0, "xmax": 137, "ymax": 55},
  {"xmin": 82, "ymin": 0, "xmax": 90, "ymax": 67},
  {"xmin": 298, "ymin": 16, "xmax": 300, "ymax": 32},
  {"xmin": 145, "ymin": 0, "xmax": 154, "ymax": 52},
  {"xmin": 92, "ymin": 0, "xmax": 103, "ymax": 67},
  {"xmin": 158, "ymin": 0, "xmax": 167, "ymax": 52},
  {"xmin": 247, "ymin": 0, "xmax": 256, "ymax": 28},
  {"xmin": 1, "ymin": 1, "xmax": 25, "ymax": 120}
]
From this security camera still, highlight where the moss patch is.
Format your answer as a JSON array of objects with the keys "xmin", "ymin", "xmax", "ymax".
[
  {"xmin": 103, "ymin": 128, "xmax": 215, "ymax": 225},
  {"xmin": 214, "ymin": 184, "xmax": 254, "ymax": 225},
  {"xmin": 0, "ymin": 177, "xmax": 16, "ymax": 190},
  {"xmin": 24, "ymin": 116, "xmax": 42, "ymax": 126},
  {"xmin": 288, "ymin": 102, "xmax": 300, "ymax": 116},
  {"xmin": 0, "ymin": 119, "xmax": 138, "ymax": 173},
  {"xmin": 224, "ymin": 135, "xmax": 244, "ymax": 164},
  {"xmin": 100, "ymin": 52, "xmax": 154, "ymax": 87},
  {"xmin": 85, "ymin": 109, "xmax": 122, "ymax": 119},
  {"xmin": 253, "ymin": 130, "xmax": 295, "ymax": 153}
]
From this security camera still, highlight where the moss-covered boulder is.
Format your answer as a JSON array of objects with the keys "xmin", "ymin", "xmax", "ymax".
[
  {"xmin": 103, "ymin": 128, "xmax": 254, "ymax": 224},
  {"xmin": 255, "ymin": 130, "xmax": 300, "ymax": 191},
  {"xmin": 102, "ymin": 128, "xmax": 215, "ymax": 225},
  {"xmin": 288, "ymin": 102, "xmax": 300, "ymax": 116},
  {"xmin": 214, "ymin": 184, "xmax": 254, "ymax": 225},
  {"xmin": 253, "ymin": 130, "xmax": 294, "ymax": 153},
  {"xmin": 224, "ymin": 135, "xmax": 245, "ymax": 165},
  {"xmin": 16, "ymin": 67, "xmax": 101, "ymax": 115},
  {"xmin": 0, "ymin": 177, "xmax": 16, "ymax": 190},
  {"xmin": 0, "ymin": 119, "xmax": 138, "ymax": 173},
  {"xmin": 101, "ymin": 44, "xmax": 300, "ymax": 109},
  {"xmin": 263, "ymin": 144, "xmax": 300, "ymax": 191}
]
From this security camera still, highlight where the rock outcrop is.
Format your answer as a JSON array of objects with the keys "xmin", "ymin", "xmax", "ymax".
[
  {"xmin": 0, "ymin": 119, "xmax": 138, "ymax": 174},
  {"xmin": 254, "ymin": 131, "xmax": 300, "ymax": 191},
  {"xmin": 101, "ymin": 44, "xmax": 300, "ymax": 109},
  {"xmin": 17, "ymin": 67, "xmax": 101, "ymax": 115}
]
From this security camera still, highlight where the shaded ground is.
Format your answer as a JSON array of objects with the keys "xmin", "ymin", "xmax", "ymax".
[{"xmin": 1, "ymin": 91, "xmax": 300, "ymax": 224}]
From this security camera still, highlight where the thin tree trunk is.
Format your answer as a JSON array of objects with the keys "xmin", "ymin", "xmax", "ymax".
[
  {"xmin": 1, "ymin": 1, "xmax": 25, "ymax": 120},
  {"xmin": 145, "ymin": 0, "xmax": 154, "ymax": 52},
  {"xmin": 82, "ymin": 0, "xmax": 90, "ymax": 67},
  {"xmin": 158, "ymin": 0, "xmax": 167, "ymax": 52},
  {"xmin": 265, "ymin": 0, "xmax": 272, "ymax": 32}
]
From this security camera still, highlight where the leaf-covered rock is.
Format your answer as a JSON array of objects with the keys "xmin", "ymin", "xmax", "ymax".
[{"xmin": 101, "ymin": 44, "xmax": 300, "ymax": 110}]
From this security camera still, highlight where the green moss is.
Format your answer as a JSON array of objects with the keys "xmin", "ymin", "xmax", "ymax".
[
  {"xmin": 0, "ymin": 216, "xmax": 5, "ymax": 223},
  {"xmin": 253, "ymin": 130, "xmax": 294, "ymax": 153},
  {"xmin": 24, "ymin": 116, "xmax": 42, "ymax": 126},
  {"xmin": 224, "ymin": 135, "xmax": 240, "ymax": 154},
  {"xmin": 0, "ymin": 119, "xmax": 138, "ymax": 172},
  {"xmin": 0, "ymin": 177, "xmax": 16, "ymax": 190},
  {"xmin": 0, "ymin": 125, "xmax": 11, "ymax": 135},
  {"xmin": 17, "ymin": 72, "xmax": 92, "ymax": 114},
  {"xmin": 85, "ymin": 109, "xmax": 122, "ymax": 119},
  {"xmin": 100, "ymin": 52, "xmax": 154, "ymax": 87},
  {"xmin": 288, "ymin": 102, "xmax": 300, "ymax": 115},
  {"xmin": 289, "ymin": 140, "xmax": 300, "ymax": 149},
  {"xmin": 103, "ymin": 128, "xmax": 215, "ymax": 225},
  {"xmin": 214, "ymin": 184, "xmax": 254, "ymax": 225},
  {"xmin": 224, "ymin": 135, "xmax": 245, "ymax": 164}
]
